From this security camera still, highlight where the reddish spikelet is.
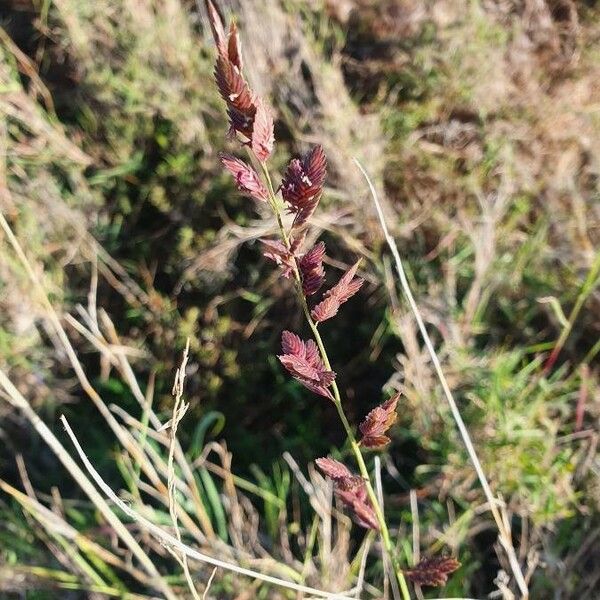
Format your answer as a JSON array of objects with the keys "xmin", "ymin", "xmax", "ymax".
[
  {"xmin": 261, "ymin": 239, "xmax": 294, "ymax": 278},
  {"xmin": 261, "ymin": 234, "xmax": 308, "ymax": 279},
  {"xmin": 206, "ymin": 2, "xmax": 251, "ymax": 117},
  {"xmin": 311, "ymin": 260, "xmax": 364, "ymax": 323},
  {"xmin": 405, "ymin": 556, "xmax": 461, "ymax": 587},
  {"xmin": 346, "ymin": 493, "xmax": 379, "ymax": 530},
  {"xmin": 278, "ymin": 331, "xmax": 335, "ymax": 399},
  {"xmin": 227, "ymin": 21, "xmax": 243, "ymax": 70},
  {"xmin": 359, "ymin": 393, "xmax": 400, "ymax": 448},
  {"xmin": 205, "ymin": 0, "xmax": 227, "ymax": 57},
  {"xmin": 214, "ymin": 55, "xmax": 256, "ymax": 139},
  {"xmin": 315, "ymin": 457, "xmax": 352, "ymax": 481},
  {"xmin": 207, "ymin": 1, "xmax": 275, "ymax": 151},
  {"xmin": 252, "ymin": 100, "xmax": 275, "ymax": 162},
  {"xmin": 316, "ymin": 457, "xmax": 378, "ymax": 530},
  {"xmin": 206, "ymin": 1, "xmax": 243, "ymax": 69},
  {"xmin": 280, "ymin": 145, "xmax": 327, "ymax": 228},
  {"xmin": 220, "ymin": 154, "xmax": 268, "ymax": 202},
  {"xmin": 281, "ymin": 330, "xmax": 305, "ymax": 356},
  {"xmin": 289, "ymin": 232, "xmax": 306, "ymax": 255},
  {"xmin": 299, "ymin": 242, "xmax": 326, "ymax": 296}
]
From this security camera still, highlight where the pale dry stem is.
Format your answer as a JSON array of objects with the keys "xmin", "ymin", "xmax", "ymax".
[
  {"xmin": 166, "ymin": 339, "xmax": 201, "ymax": 599},
  {"xmin": 355, "ymin": 158, "xmax": 529, "ymax": 599},
  {"xmin": 60, "ymin": 415, "xmax": 360, "ymax": 600}
]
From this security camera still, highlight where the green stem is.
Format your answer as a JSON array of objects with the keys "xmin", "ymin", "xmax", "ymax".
[
  {"xmin": 543, "ymin": 248, "xmax": 600, "ymax": 375},
  {"xmin": 259, "ymin": 162, "xmax": 411, "ymax": 599}
]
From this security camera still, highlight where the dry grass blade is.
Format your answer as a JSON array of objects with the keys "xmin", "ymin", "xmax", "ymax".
[
  {"xmin": 64, "ymin": 304, "xmax": 213, "ymax": 542},
  {"xmin": 60, "ymin": 415, "xmax": 358, "ymax": 600},
  {"xmin": 166, "ymin": 338, "xmax": 200, "ymax": 599},
  {"xmin": 0, "ymin": 368, "xmax": 177, "ymax": 600},
  {"xmin": 202, "ymin": 566, "xmax": 217, "ymax": 599},
  {"xmin": 0, "ymin": 211, "xmax": 187, "ymax": 533},
  {"xmin": 0, "ymin": 478, "xmax": 151, "ymax": 586},
  {"xmin": 354, "ymin": 158, "xmax": 529, "ymax": 599}
]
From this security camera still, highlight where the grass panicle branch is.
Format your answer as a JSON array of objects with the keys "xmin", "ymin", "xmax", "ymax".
[
  {"xmin": 207, "ymin": 0, "xmax": 412, "ymax": 593},
  {"xmin": 261, "ymin": 161, "xmax": 411, "ymax": 599}
]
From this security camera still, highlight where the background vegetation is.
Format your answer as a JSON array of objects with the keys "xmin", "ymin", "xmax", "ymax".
[{"xmin": 1, "ymin": 0, "xmax": 599, "ymax": 597}]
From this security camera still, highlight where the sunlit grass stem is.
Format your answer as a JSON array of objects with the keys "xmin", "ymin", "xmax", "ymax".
[{"xmin": 260, "ymin": 161, "xmax": 411, "ymax": 600}]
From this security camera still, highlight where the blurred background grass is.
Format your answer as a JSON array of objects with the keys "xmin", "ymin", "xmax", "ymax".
[{"xmin": 1, "ymin": 0, "xmax": 600, "ymax": 597}]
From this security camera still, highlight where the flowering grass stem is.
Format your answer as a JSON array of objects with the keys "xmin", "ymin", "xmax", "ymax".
[{"xmin": 260, "ymin": 161, "xmax": 411, "ymax": 600}]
